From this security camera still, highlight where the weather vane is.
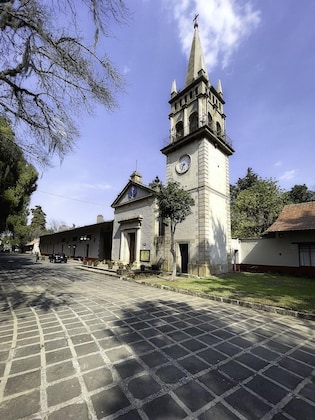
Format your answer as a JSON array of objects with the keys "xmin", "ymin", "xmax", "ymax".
[{"xmin": 193, "ymin": 14, "xmax": 199, "ymax": 27}]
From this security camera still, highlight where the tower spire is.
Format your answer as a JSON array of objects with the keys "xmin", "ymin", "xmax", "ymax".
[
  {"xmin": 217, "ymin": 79, "xmax": 223, "ymax": 96},
  {"xmin": 170, "ymin": 79, "xmax": 177, "ymax": 97},
  {"xmin": 185, "ymin": 18, "xmax": 209, "ymax": 87}
]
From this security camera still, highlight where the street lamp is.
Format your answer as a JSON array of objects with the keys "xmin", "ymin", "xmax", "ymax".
[{"xmin": 80, "ymin": 235, "xmax": 91, "ymax": 241}]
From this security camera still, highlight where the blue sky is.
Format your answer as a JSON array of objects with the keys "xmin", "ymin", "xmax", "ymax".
[{"xmin": 29, "ymin": 0, "xmax": 315, "ymax": 228}]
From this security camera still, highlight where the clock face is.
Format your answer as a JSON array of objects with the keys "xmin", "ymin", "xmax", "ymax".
[
  {"xmin": 128, "ymin": 185, "xmax": 137, "ymax": 199},
  {"xmin": 176, "ymin": 154, "xmax": 191, "ymax": 174}
]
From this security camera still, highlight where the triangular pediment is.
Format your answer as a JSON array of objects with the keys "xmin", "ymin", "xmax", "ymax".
[{"xmin": 111, "ymin": 180, "xmax": 154, "ymax": 208}]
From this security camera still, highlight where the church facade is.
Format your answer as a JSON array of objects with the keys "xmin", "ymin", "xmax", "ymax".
[
  {"xmin": 40, "ymin": 23, "xmax": 235, "ymax": 275},
  {"xmin": 111, "ymin": 171, "xmax": 164, "ymax": 269},
  {"xmin": 111, "ymin": 22, "xmax": 234, "ymax": 275}
]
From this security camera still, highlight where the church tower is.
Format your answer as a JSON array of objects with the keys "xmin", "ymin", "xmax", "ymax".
[{"xmin": 161, "ymin": 20, "xmax": 234, "ymax": 276}]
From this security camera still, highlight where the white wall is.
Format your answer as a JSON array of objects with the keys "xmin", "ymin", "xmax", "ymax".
[{"xmin": 231, "ymin": 232, "xmax": 315, "ymax": 267}]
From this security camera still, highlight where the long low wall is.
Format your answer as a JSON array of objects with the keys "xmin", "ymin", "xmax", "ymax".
[
  {"xmin": 232, "ymin": 237, "xmax": 300, "ymax": 267},
  {"xmin": 237, "ymin": 264, "xmax": 315, "ymax": 278},
  {"xmin": 231, "ymin": 233, "xmax": 315, "ymax": 278}
]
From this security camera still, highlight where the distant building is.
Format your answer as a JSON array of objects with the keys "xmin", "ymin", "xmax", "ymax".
[
  {"xmin": 40, "ymin": 219, "xmax": 113, "ymax": 261},
  {"xmin": 232, "ymin": 202, "xmax": 315, "ymax": 277}
]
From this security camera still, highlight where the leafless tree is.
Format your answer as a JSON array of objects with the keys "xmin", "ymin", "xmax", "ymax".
[{"xmin": 0, "ymin": 0, "xmax": 128, "ymax": 165}]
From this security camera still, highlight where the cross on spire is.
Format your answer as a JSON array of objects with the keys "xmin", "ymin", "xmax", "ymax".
[{"xmin": 193, "ymin": 14, "xmax": 199, "ymax": 27}]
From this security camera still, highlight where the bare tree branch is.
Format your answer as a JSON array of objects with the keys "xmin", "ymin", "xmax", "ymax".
[{"xmin": 0, "ymin": 0, "xmax": 128, "ymax": 166}]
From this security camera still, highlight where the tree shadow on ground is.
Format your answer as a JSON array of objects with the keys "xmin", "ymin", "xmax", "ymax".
[
  {"xmin": 0, "ymin": 254, "xmax": 74, "ymax": 312},
  {"xmin": 0, "ymin": 289, "xmax": 73, "ymax": 312},
  {"xmin": 0, "ymin": 253, "xmax": 37, "ymax": 270},
  {"xmin": 91, "ymin": 296, "xmax": 314, "ymax": 419}
]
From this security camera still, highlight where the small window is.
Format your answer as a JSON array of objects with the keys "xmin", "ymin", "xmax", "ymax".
[
  {"xmin": 195, "ymin": 87, "xmax": 199, "ymax": 95},
  {"xmin": 299, "ymin": 244, "xmax": 315, "ymax": 266},
  {"xmin": 190, "ymin": 91, "xmax": 193, "ymax": 99}
]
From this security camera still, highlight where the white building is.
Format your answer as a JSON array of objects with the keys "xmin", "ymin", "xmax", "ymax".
[
  {"xmin": 111, "ymin": 172, "xmax": 163, "ymax": 267},
  {"xmin": 39, "ymin": 220, "xmax": 113, "ymax": 261},
  {"xmin": 40, "ymin": 23, "xmax": 235, "ymax": 275},
  {"xmin": 232, "ymin": 202, "xmax": 315, "ymax": 277},
  {"xmin": 111, "ymin": 21, "xmax": 234, "ymax": 275}
]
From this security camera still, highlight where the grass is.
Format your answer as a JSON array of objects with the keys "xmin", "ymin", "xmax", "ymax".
[{"xmin": 139, "ymin": 272, "xmax": 315, "ymax": 314}]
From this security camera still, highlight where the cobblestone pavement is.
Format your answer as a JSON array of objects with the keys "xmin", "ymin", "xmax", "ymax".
[{"xmin": 0, "ymin": 255, "xmax": 314, "ymax": 420}]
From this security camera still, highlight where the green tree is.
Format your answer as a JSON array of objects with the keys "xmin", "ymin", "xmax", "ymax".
[
  {"xmin": 286, "ymin": 184, "xmax": 315, "ymax": 204},
  {"xmin": 155, "ymin": 181, "xmax": 195, "ymax": 279},
  {"xmin": 0, "ymin": 0, "xmax": 128, "ymax": 165},
  {"xmin": 231, "ymin": 170, "xmax": 285, "ymax": 238},
  {"xmin": 30, "ymin": 205, "xmax": 47, "ymax": 238},
  {"xmin": 7, "ymin": 211, "xmax": 31, "ymax": 250},
  {"xmin": 235, "ymin": 167, "xmax": 259, "ymax": 191},
  {"xmin": 230, "ymin": 167, "xmax": 259, "ymax": 203},
  {"xmin": 0, "ymin": 117, "xmax": 38, "ymax": 234}
]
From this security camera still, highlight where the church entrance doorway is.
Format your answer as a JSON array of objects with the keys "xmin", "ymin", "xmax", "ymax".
[
  {"xmin": 128, "ymin": 232, "xmax": 136, "ymax": 263},
  {"xmin": 179, "ymin": 243, "xmax": 188, "ymax": 273}
]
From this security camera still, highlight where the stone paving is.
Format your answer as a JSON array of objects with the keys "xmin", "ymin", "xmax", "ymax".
[{"xmin": 0, "ymin": 255, "xmax": 314, "ymax": 419}]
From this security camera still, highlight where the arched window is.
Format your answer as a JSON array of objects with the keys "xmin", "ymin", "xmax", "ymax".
[
  {"xmin": 216, "ymin": 121, "xmax": 222, "ymax": 136},
  {"xmin": 208, "ymin": 113, "xmax": 213, "ymax": 130},
  {"xmin": 175, "ymin": 121, "xmax": 183, "ymax": 139},
  {"xmin": 189, "ymin": 112, "xmax": 198, "ymax": 133}
]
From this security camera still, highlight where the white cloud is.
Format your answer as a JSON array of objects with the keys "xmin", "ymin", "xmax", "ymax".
[
  {"xmin": 278, "ymin": 170, "xmax": 296, "ymax": 181},
  {"xmin": 80, "ymin": 183, "xmax": 112, "ymax": 191},
  {"xmin": 274, "ymin": 161, "xmax": 282, "ymax": 167},
  {"xmin": 122, "ymin": 65, "xmax": 131, "ymax": 75},
  {"xmin": 35, "ymin": 180, "xmax": 112, "ymax": 206},
  {"xmin": 165, "ymin": 0, "xmax": 260, "ymax": 71}
]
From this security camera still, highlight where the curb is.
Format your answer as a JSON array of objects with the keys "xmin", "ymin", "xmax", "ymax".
[
  {"xmin": 75, "ymin": 265, "xmax": 120, "ymax": 277},
  {"xmin": 74, "ymin": 265, "xmax": 315, "ymax": 321}
]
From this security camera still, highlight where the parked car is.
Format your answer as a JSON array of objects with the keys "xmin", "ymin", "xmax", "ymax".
[{"xmin": 49, "ymin": 253, "xmax": 67, "ymax": 263}]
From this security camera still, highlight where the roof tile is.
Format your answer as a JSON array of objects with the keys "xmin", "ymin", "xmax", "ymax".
[{"xmin": 266, "ymin": 202, "xmax": 315, "ymax": 232}]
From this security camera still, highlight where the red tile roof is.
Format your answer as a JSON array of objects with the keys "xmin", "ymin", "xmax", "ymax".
[{"xmin": 266, "ymin": 202, "xmax": 315, "ymax": 233}]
